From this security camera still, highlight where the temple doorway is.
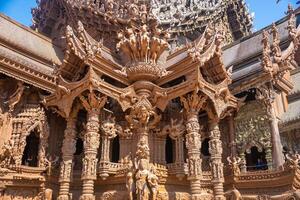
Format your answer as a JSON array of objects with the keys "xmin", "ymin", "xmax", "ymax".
[
  {"xmin": 21, "ymin": 130, "xmax": 40, "ymax": 167},
  {"xmin": 245, "ymin": 146, "xmax": 268, "ymax": 171}
]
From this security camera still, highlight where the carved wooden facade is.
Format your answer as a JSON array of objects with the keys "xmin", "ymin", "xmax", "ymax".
[{"xmin": 0, "ymin": 1, "xmax": 300, "ymax": 200}]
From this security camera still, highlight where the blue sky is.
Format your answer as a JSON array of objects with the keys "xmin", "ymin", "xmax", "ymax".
[{"xmin": 0, "ymin": 0, "xmax": 298, "ymax": 31}]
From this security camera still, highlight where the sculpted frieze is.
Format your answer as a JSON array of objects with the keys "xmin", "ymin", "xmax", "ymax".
[{"xmin": 235, "ymin": 101, "xmax": 272, "ymax": 153}]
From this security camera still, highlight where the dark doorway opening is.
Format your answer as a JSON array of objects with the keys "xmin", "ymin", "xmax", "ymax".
[
  {"xmin": 201, "ymin": 138, "xmax": 210, "ymax": 156},
  {"xmin": 165, "ymin": 135, "xmax": 174, "ymax": 164},
  {"xmin": 75, "ymin": 137, "xmax": 83, "ymax": 155},
  {"xmin": 22, "ymin": 130, "xmax": 40, "ymax": 167},
  {"xmin": 111, "ymin": 136, "xmax": 120, "ymax": 163},
  {"xmin": 245, "ymin": 146, "xmax": 268, "ymax": 171}
]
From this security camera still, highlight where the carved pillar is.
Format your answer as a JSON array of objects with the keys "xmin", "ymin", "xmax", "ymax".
[
  {"xmin": 175, "ymin": 136, "xmax": 184, "ymax": 164},
  {"xmin": 228, "ymin": 115, "xmax": 236, "ymax": 156},
  {"xmin": 257, "ymin": 85, "xmax": 284, "ymax": 169},
  {"xmin": 99, "ymin": 117, "xmax": 118, "ymax": 180},
  {"xmin": 79, "ymin": 92, "xmax": 106, "ymax": 200},
  {"xmin": 239, "ymin": 152, "xmax": 247, "ymax": 173},
  {"xmin": 58, "ymin": 118, "xmax": 77, "ymax": 200},
  {"xmin": 180, "ymin": 92, "xmax": 207, "ymax": 199},
  {"xmin": 209, "ymin": 121, "xmax": 225, "ymax": 200},
  {"xmin": 185, "ymin": 111, "xmax": 202, "ymax": 198},
  {"xmin": 269, "ymin": 104, "xmax": 284, "ymax": 169},
  {"xmin": 81, "ymin": 109, "xmax": 100, "ymax": 200},
  {"xmin": 156, "ymin": 136, "xmax": 166, "ymax": 164},
  {"xmin": 100, "ymin": 136, "xmax": 110, "ymax": 162}
]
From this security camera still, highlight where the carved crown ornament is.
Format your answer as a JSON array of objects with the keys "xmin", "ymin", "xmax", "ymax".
[{"xmin": 116, "ymin": 24, "xmax": 171, "ymax": 82}]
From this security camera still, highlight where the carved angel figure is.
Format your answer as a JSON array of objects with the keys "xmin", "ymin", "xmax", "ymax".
[{"xmin": 227, "ymin": 156, "xmax": 241, "ymax": 176}]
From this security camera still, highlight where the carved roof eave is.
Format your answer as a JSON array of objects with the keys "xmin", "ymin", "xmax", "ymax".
[
  {"xmin": 162, "ymin": 25, "xmax": 228, "ymax": 82},
  {"xmin": 0, "ymin": 44, "xmax": 56, "ymax": 93},
  {"xmin": 45, "ymin": 66, "xmax": 131, "ymax": 117},
  {"xmin": 61, "ymin": 22, "xmax": 129, "ymax": 85}
]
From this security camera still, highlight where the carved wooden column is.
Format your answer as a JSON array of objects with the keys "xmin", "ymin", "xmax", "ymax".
[
  {"xmin": 79, "ymin": 92, "xmax": 106, "ymax": 200},
  {"xmin": 58, "ymin": 118, "xmax": 77, "ymax": 200},
  {"xmin": 99, "ymin": 117, "xmax": 117, "ymax": 180},
  {"xmin": 175, "ymin": 136, "xmax": 184, "ymax": 164},
  {"xmin": 185, "ymin": 112, "xmax": 202, "ymax": 198},
  {"xmin": 257, "ymin": 85, "xmax": 284, "ymax": 169},
  {"xmin": 239, "ymin": 152, "xmax": 247, "ymax": 173},
  {"xmin": 180, "ymin": 92, "xmax": 207, "ymax": 199},
  {"xmin": 209, "ymin": 121, "xmax": 225, "ymax": 200},
  {"xmin": 153, "ymin": 128, "xmax": 167, "ymax": 164},
  {"xmin": 228, "ymin": 115, "xmax": 236, "ymax": 156},
  {"xmin": 269, "ymin": 104, "xmax": 284, "ymax": 169}
]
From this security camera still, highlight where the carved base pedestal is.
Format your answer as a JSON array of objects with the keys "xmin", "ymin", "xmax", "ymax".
[
  {"xmin": 213, "ymin": 183, "xmax": 225, "ymax": 200},
  {"xmin": 190, "ymin": 179, "xmax": 201, "ymax": 196},
  {"xmin": 191, "ymin": 194, "xmax": 213, "ymax": 200},
  {"xmin": 57, "ymin": 183, "xmax": 71, "ymax": 200},
  {"xmin": 80, "ymin": 180, "xmax": 95, "ymax": 200},
  {"xmin": 79, "ymin": 194, "xmax": 95, "ymax": 200},
  {"xmin": 57, "ymin": 194, "xmax": 71, "ymax": 200}
]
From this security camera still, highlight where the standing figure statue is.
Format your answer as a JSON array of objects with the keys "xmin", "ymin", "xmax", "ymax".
[
  {"xmin": 135, "ymin": 159, "xmax": 150, "ymax": 200},
  {"xmin": 148, "ymin": 166, "xmax": 159, "ymax": 200},
  {"xmin": 136, "ymin": 139, "xmax": 150, "ymax": 160},
  {"xmin": 126, "ymin": 170, "xmax": 134, "ymax": 200}
]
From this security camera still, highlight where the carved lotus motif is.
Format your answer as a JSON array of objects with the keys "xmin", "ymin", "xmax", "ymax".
[{"xmin": 125, "ymin": 62, "xmax": 169, "ymax": 82}]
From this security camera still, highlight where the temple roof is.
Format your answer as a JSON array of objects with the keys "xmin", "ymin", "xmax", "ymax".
[
  {"xmin": 31, "ymin": 0, "xmax": 252, "ymax": 49},
  {"xmin": 0, "ymin": 10, "xmax": 295, "ymax": 94}
]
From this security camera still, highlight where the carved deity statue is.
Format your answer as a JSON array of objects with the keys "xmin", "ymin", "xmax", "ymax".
[
  {"xmin": 227, "ymin": 156, "xmax": 241, "ymax": 176},
  {"xmin": 135, "ymin": 159, "xmax": 150, "ymax": 200},
  {"xmin": 0, "ymin": 139, "xmax": 14, "ymax": 168},
  {"xmin": 148, "ymin": 166, "xmax": 159, "ymax": 200},
  {"xmin": 136, "ymin": 139, "xmax": 150, "ymax": 160}
]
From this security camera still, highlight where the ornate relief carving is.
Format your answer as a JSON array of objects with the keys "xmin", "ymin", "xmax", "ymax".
[
  {"xmin": 117, "ymin": 25, "xmax": 170, "ymax": 65},
  {"xmin": 101, "ymin": 116, "xmax": 119, "ymax": 139},
  {"xmin": 235, "ymin": 101, "xmax": 272, "ymax": 153},
  {"xmin": 125, "ymin": 96, "xmax": 161, "ymax": 128},
  {"xmin": 65, "ymin": 21, "xmax": 102, "ymax": 62},
  {"xmin": 162, "ymin": 118, "xmax": 185, "ymax": 140}
]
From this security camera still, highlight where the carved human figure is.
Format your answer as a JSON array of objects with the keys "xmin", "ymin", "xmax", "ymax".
[
  {"xmin": 135, "ymin": 159, "xmax": 150, "ymax": 200},
  {"xmin": 140, "ymin": 4, "xmax": 148, "ymax": 23},
  {"xmin": 227, "ymin": 156, "xmax": 241, "ymax": 176},
  {"xmin": 136, "ymin": 139, "xmax": 150, "ymax": 159},
  {"xmin": 149, "ymin": 28, "xmax": 162, "ymax": 63},
  {"xmin": 140, "ymin": 24, "xmax": 150, "ymax": 62},
  {"xmin": 0, "ymin": 139, "xmax": 14, "ymax": 167},
  {"xmin": 148, "ymin": 166, "xmax": 159, "ymax": 200},
  {"xmin": 126, "ymin": 170, "xmax": 134, "ymax": 200},
  {"xmin": 127, "ymin": 28, "xmax": 139, "ymax": 62}
]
